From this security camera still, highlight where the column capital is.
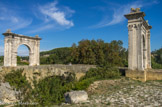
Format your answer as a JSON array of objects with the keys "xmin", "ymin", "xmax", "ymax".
[{"xmin": 128, "ymin": 25, "xmax": 133, "ymax": 31}]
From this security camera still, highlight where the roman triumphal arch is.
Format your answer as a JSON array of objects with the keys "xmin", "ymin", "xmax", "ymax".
[
  {"xmin": 125, "ymin": 8, "xmax": 152, "ymax": 71},
  {"xmin": 3, "ymin": 29, "xmax": 41, "ymax": 67}
]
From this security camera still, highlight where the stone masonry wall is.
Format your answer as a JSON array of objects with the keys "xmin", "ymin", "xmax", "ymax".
[
  {"xmin": 0, "ymin": 64, "xmax": 96, "ymax": 87},
  {"xmin": 146, "ymin": 69, "xmax": 162, "ymax": 80},
  {"xmin": 126, "ymin": 69, "xmax": 162, "ymax": 82},
  {"xmin": 2, "ymin": 64, "xmax": 96, "ymax": 73}
]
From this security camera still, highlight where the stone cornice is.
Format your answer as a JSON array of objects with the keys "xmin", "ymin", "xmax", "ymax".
[
  {"xmin": 124, "ymin": 11, "xmax": 145, "ymax": 20},
  {"xmin": 125, "ymin": 11, "xmax": 152, "ymax": 30},
  {"xmin": 142, "ymin": 18, "xmax": 152, "ymax": 30},
  {"xmin": 3, "ymin": 32, "xmax": 42, "ymax": 40}
]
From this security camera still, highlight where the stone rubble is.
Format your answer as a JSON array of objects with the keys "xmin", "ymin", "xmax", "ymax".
[{"xmin": 60, "ymin": 78, "xmax": 162, "ymax": 107}]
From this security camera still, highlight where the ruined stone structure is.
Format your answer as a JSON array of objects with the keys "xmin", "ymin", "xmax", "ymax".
[
  {"xmin": 1, "ymin": 64, "xmax": 96, "ymax": 82},
  {"xmin": 3, "ymin": 30, "xmax": 41, "ymax": 66},
  {"xmin": 125, "ymin": 8, "xmax": 162, "ymax": 81},
  {"xmin": 125, "ymin": 8, "xmax": 152, "ymax": 71}
]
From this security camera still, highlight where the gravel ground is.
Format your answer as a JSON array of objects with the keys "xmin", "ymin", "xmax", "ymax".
[{"xmin": 59, "ymin": 78, "xmax": 162, "ymax": 107}]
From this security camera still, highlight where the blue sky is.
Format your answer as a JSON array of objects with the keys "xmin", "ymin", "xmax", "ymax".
[{"xmin": 0, "ymin": 0, "xmax": 161, "ymax": 56}]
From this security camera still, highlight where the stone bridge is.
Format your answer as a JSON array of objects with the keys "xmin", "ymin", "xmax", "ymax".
[
  {"xmin": 1, "ymin": 64, "xmax": 96, "ymax": 73},
  {"xmin": 0, "ymin": 64, "xmax": 96, "ymax": 83},
  {"xmin": 1, "ymin": 64, "xmax": 161, "ymax": 82}
]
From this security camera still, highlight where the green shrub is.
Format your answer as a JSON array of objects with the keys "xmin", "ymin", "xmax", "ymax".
[
  {"xmin": 4, "ymin": 69, "xmax": 32, "ymax": 102},
  {"xmin": 73, "ymin": 66, "xmax": 121, "ymax": 90},
  {"xmin": 152, "ymin": 61, "xmax": 162, "ymax": 69},
  {"xmin": 83, "ymin": 66, "xmax": 121, "ymax": 80},
  {"xmin": 151, "ymin": 57, "xmax": 162, "ymax": 69},
  {"xmin": 17, "ymin": 61, "xmax": 29, "ymax": 65},
  {"xmin": 4, "ymin": 69, "xmax": 31, "ymax": 91},
  {"xmin": 32, "ymin": 73, "xmax": 75, "ymax": 106},
  {"xmin": 73, "ymin": 77, "xmax": 96, "ymax": 90}
]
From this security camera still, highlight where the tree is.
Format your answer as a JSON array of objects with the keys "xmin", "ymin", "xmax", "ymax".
[{"xmin": 40, "ymin": 39, "xmax": 128, "ymax": 67}]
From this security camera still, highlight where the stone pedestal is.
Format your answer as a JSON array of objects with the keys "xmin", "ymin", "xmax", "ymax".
[{"xmin": 126, "ymin": 70, "xmax": 146, "ymax": 82}]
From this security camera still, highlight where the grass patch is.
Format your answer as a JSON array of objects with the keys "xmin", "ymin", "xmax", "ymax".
[{"xmin": 106, "ymin": 102, "xmax": 111, "ymax": 105}]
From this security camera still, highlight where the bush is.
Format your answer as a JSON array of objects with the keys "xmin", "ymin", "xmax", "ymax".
[
  {"xmin": 152, "ymin": 61, "xmax": 162, "ymax": 69},
  {"xmin": 4, "ymin": 69, "xmax": 32, "ymax": 102},
  {"xmin": 83, "ymin": 66, "xmax": 121, "ymax": 80},
  {"xmin": 151, "ymin": 57, "xmax": 162, "ymax": 69},
  {"xmin": 4, "ymin": 69, "xmax": 30, "ymax": 91},
  {"xmin": 32, "ymin": 73, "xmax": 75, "ymax": 106},
  {"xmin": 73, "ymin": 77, "xmax": 96, "ymax": 90},
  {"xmin": 17, "ymin": 61, "xmax": 29, "ymax": 65},
  {"xmin": 73, "ymin": 66, "xmax": 121, "ymax": 90}
]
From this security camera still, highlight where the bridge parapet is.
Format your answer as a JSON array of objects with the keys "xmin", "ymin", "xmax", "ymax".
[
  {"xmin": 0, "ymin": 64, "xmax": 96, "ymax": 84},
  {"xmin": 1, "ymin": 64, "xmax": 96, "ymax": 73}
]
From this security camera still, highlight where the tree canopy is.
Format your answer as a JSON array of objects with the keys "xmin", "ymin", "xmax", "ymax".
[{"xmin": 40, "ymin": 39, "xmax": 128, "ymax": 67}]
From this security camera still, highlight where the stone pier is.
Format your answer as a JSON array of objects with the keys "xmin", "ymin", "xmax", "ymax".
[
  {"xmin": 124, "ymin": 8, "xmax": 162, "ymax": 81},
  {"xmin": 125, "ymin": 8, "xmax": 152, "ymax": 71}
]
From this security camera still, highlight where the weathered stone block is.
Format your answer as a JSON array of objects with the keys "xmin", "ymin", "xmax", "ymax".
[
  {"xmin": 64, "ymin": 91, "xmax": 88, "ymax": 104},
  {"xmin": 146, "ymin": 69, "xmax": 162, "ymax": 80},
  {"xmin": 126, "ymin": 69, "xmax": 162, "ymax": 81},
  {"xmin": 126, "ymin": 70, "xmax": 146, "ymax": 82},
  {"xmin": 0, "ymin": 82, "xmax": 19, "ymax": 103}
]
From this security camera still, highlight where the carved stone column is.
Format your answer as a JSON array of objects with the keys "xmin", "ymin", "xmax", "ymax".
[
  {"xmin": 147, "ymin": 30, "xmax": 151, "ymax": 68},
  {"xmin": 29, "ymin": 52, "xmax": 34, "ymax": 66},
  {"xmin": 128, "ymin": 24, "xmax": 134, "ymax": 70},
  {"xmin": 136, "ymin": 24, "xmax": 143, "ymax": 70},
  {"xmin": 36, "ymin": 41, "xmax": 40, "ymax": 65},
  {"xmin": 4, "ymin": 35, "xmax": 13, "ymax": 66}
]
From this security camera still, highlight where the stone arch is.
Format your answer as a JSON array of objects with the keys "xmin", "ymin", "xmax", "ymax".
[
  {"xmin": 3, "ymin": 30, "xmax": 41, "ymax": 67},
  {"xmin": 16, "ymin": 43, "xmax": 33, "ymax": 54},
  {"xmin": 16, "ymin": 44, "xmax": 31, "ymax": 66}
]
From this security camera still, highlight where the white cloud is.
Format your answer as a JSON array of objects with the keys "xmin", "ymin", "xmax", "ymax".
[
  {"xmin": 11, "ymin": 17, "xmax": 19, "ymax": 23},
  {"xmin": 39, "ymin": 0, "xmax": 74, "ymax": 27},
  {"xmin": 106, "ymin": 2, "xmax": 142, "ymax": 26},
  {"xmin": 26, "ymin": 0, "xmax": 74, "ymax": 34},
  {"xmin": 91, "ymin": 0, "xmax": 158, "ymax": 28},
  {"xmin": 0, "ymin": 3, "xmax": 32, "ymax": 32},
  {"xmin": 11, "ymin": 19, "xmax": 32, "ymax": 31},
  {"xmin": 26, "ymin": 24, "xmax": 54, "ymax": 34}
]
